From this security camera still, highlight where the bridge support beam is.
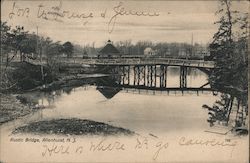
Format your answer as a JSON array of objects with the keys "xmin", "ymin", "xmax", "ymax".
[
  {"xmin": 180, "ymin": 66, "xmax": 187, "ymax": 88},
  {"xmin": 154, "ymin": 65, "xmax": 157, "ymax": 87},
  {"xmin": 146, "ymin": 65, "xmax": 156, "ymax": 87},
  {"xmin": 128, "ymin": 66, "xmax": 130, "ymax": 85},
  {"xmin": 143, "ymin": 65, "xmax": 146, "ymax": 86},
  {"xmin": 120, "ymin": 66, "xmax": 130, "ymax": 85},
  {"xmin": 197, "ymin": 67, "xmax": 212, "ymax": 76},
  {"xmin": 122, "ymin": 66, "xmax": 125, "ymax": 84},
  {"xmin": 103, "ymin": 64, "xmax": 214, "ymax": 94},
  {"xmin": 133, "ymin": 66, "xmax": 146, "ymax": 86},
  {"xmin": 160, "ymin": 65, "xmax": 167, "ymax": 88}
]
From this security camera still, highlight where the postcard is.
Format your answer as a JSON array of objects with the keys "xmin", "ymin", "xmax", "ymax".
[{"xmin": 0, "ymin": 0, "xmax": 249, "ymax": 162}]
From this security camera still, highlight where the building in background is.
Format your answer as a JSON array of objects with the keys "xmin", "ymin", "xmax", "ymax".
[
  {"xmin": 144, "ymin": 47, "xmax": 156, "ymax": 56},
  {"xmin": 98, "ymin": 40, "xmax": 120, "ymax": 58}
]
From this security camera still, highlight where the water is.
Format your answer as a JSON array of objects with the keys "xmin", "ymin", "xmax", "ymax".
[
  {"xmin": 4, "ymin": 67, "xmax": 216, "ymax": 135},
  {"xmin": 38, "ymin": 86, "xmax": 215, "ymax": 134}
]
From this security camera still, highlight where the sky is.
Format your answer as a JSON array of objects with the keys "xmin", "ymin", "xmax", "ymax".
[{"xmin": 1, "ymin": 0, "xmax": 249, "ymax": 47}]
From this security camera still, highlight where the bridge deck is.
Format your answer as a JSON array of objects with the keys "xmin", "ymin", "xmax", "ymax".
[{"xmin": 26, "ymin": 57, "xmax": 214, "ymax": 68}]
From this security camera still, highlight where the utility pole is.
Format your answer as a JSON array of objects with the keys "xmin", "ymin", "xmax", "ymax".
[
  {"xmin": 37, "ymin": 26, "xmax": 44, "ymax": 82},
  {"xmin": 36, "ymin": 26, "xmax": 39, "ymax": 59},
  {"xmin": 191, "ymin": 33, "xmax": 193, "ymax": 58}
]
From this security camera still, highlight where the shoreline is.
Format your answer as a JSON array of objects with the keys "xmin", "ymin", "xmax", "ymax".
[
  {"xmin": 0, "ymin": 93, "xmax": 35, "ymax": 125},
  {"xmin": 0, "ymin": 73, "xmax": 116, "ymax": 126}
]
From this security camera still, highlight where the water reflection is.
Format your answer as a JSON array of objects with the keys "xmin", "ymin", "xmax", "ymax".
[
  {"xmin": 97, "ymin": 86, "xmax": 122, "ymax": 99},
  {"xmin": 203, "ymin": 94, "xmax": 232, "ymax": 127},
  {"xmin": 203, "ymin": 93, "xmax": 248, "ymax": 135}
]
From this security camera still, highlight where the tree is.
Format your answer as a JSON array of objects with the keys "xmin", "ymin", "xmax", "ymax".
[
  {"xmin": 1, "ymin": 21, "xmax": 12, "ymax": 91},
  {"xmin": 9, "ymin": 26, "xmax": 29, "ymax": 62},
  {"xmin": 19, "ymin": 33, "xmax": 37, "ymax": 58},
  {"xmin": 209, "ymin": 0, "xmax": 248, "ymax": 96},
  {"xmin": 40, "ymin": 37, "xmax": 53, "ymax": 61},
  {"xmin": 47, "ymin": 41, "xmax": 63, "ymax": 57},
  {"xmin": 1, "ymin": 23, "xmax": 39, "ymax": 62},
  {"xmin": 62, "ymin": 41, "xmax": 73, "ymax": 58},
  {"xmin": 1, "ymin": 21, "xmax": 12, "ymax": 62},
  {"xmin": 206, "ymin": 0, "xmax": 248, "ymax": 128}
]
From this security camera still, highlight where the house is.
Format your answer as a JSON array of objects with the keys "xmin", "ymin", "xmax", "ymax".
[
  {"xmin": 144, "ymin": 47, "xmax": 156, "ymax": 56},
  {"xmin": 98, "ymin": 40, "xmax": 120, "ymax": 58}
]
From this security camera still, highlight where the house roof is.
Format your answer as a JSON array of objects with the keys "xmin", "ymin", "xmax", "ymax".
[{"xmin": 99, "ymin": 40, "xmax": 120, "ymax": 54}]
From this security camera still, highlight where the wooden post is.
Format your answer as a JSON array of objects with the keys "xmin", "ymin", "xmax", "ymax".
[
  {"xmin": 147, "ymin": 65, "xmax": 150, "ymax": 87},
  {"xmin": 180, "ymin": 67, "xmax": 183, "ymax": 88},
  {"xmin": 133, "ymin": 66, "xmax": 136, "ymax": 86},
  {"xmin": 164, "ymin": 65, "xmax": 167, "ymax": 87},
  {"xmin": 180, "ymin": 66, "xmax": 187, "ymax": 88},
  {"xmin": 122, "ymin": 66, "xmax": 125, "ymax": 85},
  {"xmin": 143, "ymin": 65, "xmax": 146, "ymax": 86},
  {"xmin": 128, "ymin": 65, "xmax": 130, "ymax": 85},
  {"xmin": 137, "ymin": 66, "xmax": 140, "ymax": 86},
  {"xmin": 150, "ymin": 66, "xmax": 153, "ymax": 87},
  {"xmin": 184, "ymin": 67, "xmax": 186, "ymax": 88},
  {"xmin": 154, "ymin": 65, "xmax": 157, "ymax": 87}
]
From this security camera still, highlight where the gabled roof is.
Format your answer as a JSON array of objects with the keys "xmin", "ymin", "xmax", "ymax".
[{"xmin": 99, "ymin": 40, "xmax": 120, "ymax": 54}]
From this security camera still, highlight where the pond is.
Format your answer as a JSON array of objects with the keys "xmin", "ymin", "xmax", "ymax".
[{"xmin": 3, "ymin": 66, "xmax": 217, "ymax": 135}]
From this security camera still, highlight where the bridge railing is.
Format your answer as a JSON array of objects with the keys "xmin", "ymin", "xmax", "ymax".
[
  {"xmin": 61, "ymin": 57, "xmax": 214, "ymax": 68},
  {"xmin": 27, "ymin": 57, "xmax": 214, "ymax": 68}
]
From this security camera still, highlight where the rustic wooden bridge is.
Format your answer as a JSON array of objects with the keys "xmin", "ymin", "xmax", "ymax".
[{"xmin": 26, "ymin": 57, "xmax": 215, "ymax": 89}]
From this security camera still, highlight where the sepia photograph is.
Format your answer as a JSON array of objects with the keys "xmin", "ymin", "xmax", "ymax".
[{"xmin": 0, "ymin": 0, "xmax": 249, "ymax": 162}]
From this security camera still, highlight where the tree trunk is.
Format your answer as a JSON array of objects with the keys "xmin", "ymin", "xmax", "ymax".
[{"xmin": 226, "ymin": 96, "xmax": 234, "ymax": 123}]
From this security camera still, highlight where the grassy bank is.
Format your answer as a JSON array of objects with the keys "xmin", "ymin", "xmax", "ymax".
[
  {"xmin": 0, "ymin": 94, "xmax": 33, "ymax": 125},
  {"xmin": 1, "ymin": 62, "xmax": 55, "ymax": 93},
  {"xmin": 0, "ymin": 62, "xmax": 52, "ymax": 124}
]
